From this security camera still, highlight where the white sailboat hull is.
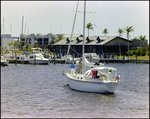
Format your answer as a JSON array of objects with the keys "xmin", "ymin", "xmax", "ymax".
[
  {"xmin": 28, "ymin": 59, "xmax": 49, "ymax": 65},
  {"xmin": 87, "ymin": 58, "xmax": 100, "ymax": 63},
  {"xmin": 66, "ymin": 73, "xmax": 119, "ymax": 93}
]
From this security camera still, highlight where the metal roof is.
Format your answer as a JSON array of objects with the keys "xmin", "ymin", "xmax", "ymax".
[{"xmin": 53, "ymin": 36, "xmax": 122, "ymax": 45}]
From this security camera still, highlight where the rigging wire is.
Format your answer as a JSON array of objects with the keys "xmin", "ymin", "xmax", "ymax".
[
  {"xmin": 62, "ymin": 1, "xmax": 79, "ymax": 74},
  {"xmin": 70, "ymin": 47, "xmax": 81, "ymax": 56},
  {"xmin": 95, "ymin": 1, "xmax": 103, "ymax": 34}
]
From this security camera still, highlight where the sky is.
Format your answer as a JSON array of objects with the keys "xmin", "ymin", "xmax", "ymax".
[{"xmin": 1, "ymin": 1, "xmax": 149, "ymax": 43}]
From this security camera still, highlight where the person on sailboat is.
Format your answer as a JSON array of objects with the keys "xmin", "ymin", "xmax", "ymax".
[
  {"xmin": 75, "ymin": 59, "xmax": 80, "ymax": 74},
  {"xmin": 78, "ymin": 57, "xmax": 82, "ymax": 74},
  {"xmin": 69, "ymin": 61, "xmax": 76, "ymax": 76},
  {"xmin": 107, "ymin": 69, "xmax": 113, "ymax": 81}
]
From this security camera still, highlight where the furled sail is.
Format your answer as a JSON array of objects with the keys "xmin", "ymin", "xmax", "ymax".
[{"xmin": 82, "ymin": 55, "xmax": 104, "ymax": 67}]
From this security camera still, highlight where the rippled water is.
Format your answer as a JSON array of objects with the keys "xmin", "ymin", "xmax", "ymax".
[{"xmin": 1, "ymin": 63, "xmax": 149, "ymax": 118}]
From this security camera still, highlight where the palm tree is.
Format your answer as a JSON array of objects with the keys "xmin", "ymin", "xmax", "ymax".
[
  {"xmin": 7, "ymin": 42, "xmax": 13, "ymax": 50},
  {"xmin": 86, "ymin": 23, "xmax": 93, "ymax": 37},
  {"xmin": 57, "ymin": 34, "xmax": 64, "ymax": 42},
  {"xmin": 117, "ymin": 28, "xmax": 124, "ymax": 59},
  {"xmin": 139, "ymin": 35, "xmax": 146, "ymax": 41},
  {"xmin": 133, "ymin": 37, "xmax": 138, "ymax": 40},
  {"xmin": 12, "ymin": 42, "xmax": 18, "ymax": 50},
  {"xmin": 102, "ymin": 28, "xmax": 109, "ymax": 36},
  {"xmin": 124, "ymin": 26, "xmax": 134, "ymax": 59},
  {"xmin": 19, "ymin": 40, "xmax": 24, "ymax": 51}
]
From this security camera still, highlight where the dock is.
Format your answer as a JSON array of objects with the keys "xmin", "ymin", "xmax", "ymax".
[
  {"xmin": 99, "ymin": 59, "xmax": 149, "ymax": 64},
  {"xmin": 9, "ymin": 59, "xmax": 29, "ymax": 64},
  {"xmin": 8, "ymin": 58, "xmax": 149, "ymax": 64}
]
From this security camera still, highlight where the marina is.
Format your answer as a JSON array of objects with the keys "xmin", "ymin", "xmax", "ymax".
[
  {"xmin": 1, "ymin": 1, "xmax": 149, "ymax": 118},
  {"xmin": 7, "ymin": 57, "xmax": 149, "ymax": 64},
  {"xmin": 1, "ymin": 63, "xmax": 149, "ymax": 118}
]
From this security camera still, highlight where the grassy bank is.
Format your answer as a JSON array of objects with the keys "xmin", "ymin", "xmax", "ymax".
[
  {"xmin": 130, "ymin": 55, "xmax": 149, "ymax": 60},
  {"xmin": 117, "ymin": 55, "xmax": 149, "ymax": 60}
]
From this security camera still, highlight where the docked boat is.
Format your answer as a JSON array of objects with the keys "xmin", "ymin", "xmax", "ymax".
[
  {"xmin": 84, "ymin": 53, "xmax": 100, "ymax": 63},
  {"xmin": 61, "ymin": 55, "xmax": 74, "ymax": 64},
  {"xmin": 65, "ymin": 1, "xmax": 120, "ymax": 93},
  {"xmin": 1, "ymin": 55, "xmax": 9, "ymax": 66},
  {"xmin": 25, "ymin": 48, "xmax": 49, "ymax": 65}
]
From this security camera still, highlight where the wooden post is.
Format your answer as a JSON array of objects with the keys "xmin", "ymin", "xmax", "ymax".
[
  {"xmin": 54, "ymin": 52, "xmax": 55, "ymax": 65},
  {"xmin": 15, "ymin": 53, "xmax": 17, "ymax": 65},
  {"xmin": 136, "ymin": 54, "xmax": 138, "ymax": 64},
  {"xmin": 34, "ymin": 55, "xmax": 36, "ymax": 65}
]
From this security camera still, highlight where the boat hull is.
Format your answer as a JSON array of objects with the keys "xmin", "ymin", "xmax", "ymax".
[
  {"xmin": 28, "ymin": 59, "xmax": 49, "ymax": 65},
  {"xmin": 66, "ymin": 73, "xmax": 119, "ymax": 93},
  {"xmin": 87, "ymin": 58, "xmax": 100, "ymax": 63},
  {"xmin": 1, "ymin": 61, "xmax": 9, "ymax": 66}
]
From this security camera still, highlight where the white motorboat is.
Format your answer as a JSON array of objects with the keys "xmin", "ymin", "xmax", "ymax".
[
  {"xmin": 1, "ymin": 55, "xmax": 9, "ymax": 66},
  {"xmin": 61, "ymin": 55, "xmax": 74, "ymax": 64},
  {"xmin": 65, "ymin": 1, "xmax": 120, "ymax": 93},
  {"xmin": 25, "ymin": 48, "xmax": 49, "ymax": 65},
  {"xmin": 84, "ymin": 53, "xmax": 100, "ymax": 63}
]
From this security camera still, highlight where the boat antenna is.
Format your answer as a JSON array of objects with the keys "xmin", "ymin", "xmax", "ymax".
[{"xmin": 62, "ymin": 1, "xmax": 79, "ymax": 75}]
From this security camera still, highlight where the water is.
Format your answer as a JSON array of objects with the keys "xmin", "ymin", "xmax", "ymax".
[{"xmin": 1, "ymin": 63, "xmax": 149, "ymax": 118}]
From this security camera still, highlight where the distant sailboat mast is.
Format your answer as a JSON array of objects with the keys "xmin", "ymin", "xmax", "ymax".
[{"xmin": 3, "ymin": 17, "xmax": 5, "ymax": 60}]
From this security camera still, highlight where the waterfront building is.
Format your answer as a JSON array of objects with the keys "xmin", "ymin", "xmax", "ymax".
[
  {"xmin": 1, "ymin": 34, "xmax": 19, "ymax": 50},
  {"xmin": 0, "ymin": 33, "xmax": 55, "ymax": 51},
  {"xmin": 53, "ymin": 34, "xmax": 148, "ymax": 57},
  {"xmin": 1, "ymin": 34, "xmax": 148, "ymax": 56},
  {"xmin": 20, "ymin": 33, "xmax": 54, "ymax": 50}
]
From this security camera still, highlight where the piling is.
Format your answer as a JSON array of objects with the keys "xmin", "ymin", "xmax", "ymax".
[
  {"xmin": 15, "ymin": 54, "xmax": 17, "ymax": 65},
  {"xmin": 34, "ymin": 55, "xmax": 36, "ymax": 65},
  {"xmin": 123, "ymin": 55, "xmax": 125, "ymax": 64},
  {"xmin": 136, "ymin": 54, "xmax": 138, "ymax": 64},
  {"xmin": 54, "ymin": 52, "xmax": 55, "ymax": 65}
]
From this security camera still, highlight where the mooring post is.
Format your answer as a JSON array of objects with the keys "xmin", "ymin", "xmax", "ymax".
[
  {"xmin": 15, "ymin": 53, "xmax": 17, "ymax": 65},
  {"xmin": 34, "ymin": 55, "xmax": 36, "ymax": 65},
  {"xmin": 123, "ymin": 55, "xmax": 125, "ymax": 64},
  {"xmin": 136, "ymin": 54, "xmax": 138, "ymax": 64},
  {"xmin": 54, "ymin": 52, "xmax": 55, "ymax": 65}
]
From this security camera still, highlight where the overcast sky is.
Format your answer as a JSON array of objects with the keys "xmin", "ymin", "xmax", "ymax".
[{"xmin": 1, "ymin": 1, "xmax": 149, "ymax": 43}]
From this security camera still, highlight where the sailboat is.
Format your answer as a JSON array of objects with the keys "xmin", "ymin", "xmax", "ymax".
[{"xmin": 65, "ymin": 1, "xmax": 120, "ymax": 93}]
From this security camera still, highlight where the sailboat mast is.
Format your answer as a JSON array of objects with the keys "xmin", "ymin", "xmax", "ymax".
[{"xmin": 82, "ymin": 1, "xmax": 86, "ymax": 56}]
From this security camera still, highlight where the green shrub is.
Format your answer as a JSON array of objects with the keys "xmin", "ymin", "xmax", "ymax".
[
  {"xmin": 125, "ymin": 50, "xmax": 135, "ymax": 56},
  {"xmin": 141, "ymin": 48, "xmax": 146, "ymax": 56},
  {"xmin": 136, "ymin": 47, "xmax": 143, "ymax": 56}
]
